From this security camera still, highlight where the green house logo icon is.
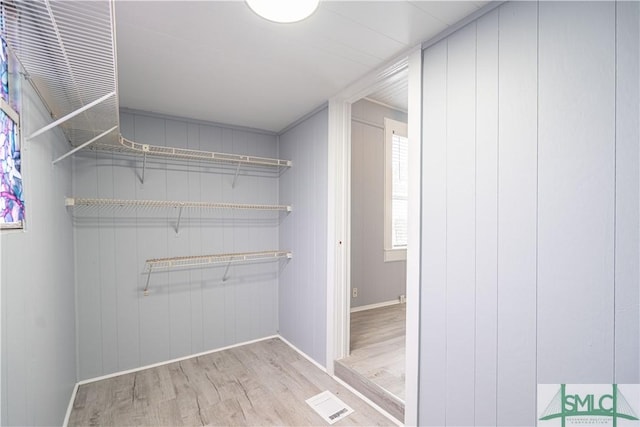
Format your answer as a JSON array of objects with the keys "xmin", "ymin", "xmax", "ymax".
[{"xmin": 539, "ymin": 384, "xmax": 639, "ymax": 426}]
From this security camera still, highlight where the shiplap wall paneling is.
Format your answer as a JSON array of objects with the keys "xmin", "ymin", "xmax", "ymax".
[
  {"xmin": 74, "ymin": 150, "xmax": 103, "ymax": 379},
  {"xmin": 74, "ymin": 111, "xmax": 280, "ymax": 380},
  {"xmin": 419, "ymin": 2, "xmax": 639, "ymax": 425},
  {"xmin": 445, "ymin": 22, "xmax": 477, "ymax": 427},
  {"xmin": 97, "ymin": 145, "xmax": 117, "ymax": 375},
  {"xmin": 165, "ymin": 119, "xmax": 192, "ymax": 358},
  {"xmin": 113, "ymin": 113, "xmax": 142, "ymax": 371},
  {"xmin": 615, "ymin": 0, "xmax": 640, "ymax": 383},
  {"xmin": 278, "ymin": 108, "xmax": 328, "ymax": 366},
  {"xmin": 537, "ymin": 1, "xmax": 615, "ymax": 384},
  {"xmin": 198, "ymin": 125, "xmax": 229, "ymax": 351},
  {"xmin": 2, "ymin": 79, "xmax": 76, "ymax": 426},
  {"xmin": 419, "ymin": 39, "xmax": 448, "ymax": 427},
  {"xmin": 133, "ymin": 114, "xmax": 172, "ymax": 367},
  {"xmin": 474, "ymin": 8, "xmax": 499, "ymax": 427},
  {"xmin": 496, "ymin": 2, "xmax": 538, "ymax": 425},
  {"xmin": 186, "ymin": 122, "xmax": 205, "ymax": 355}
]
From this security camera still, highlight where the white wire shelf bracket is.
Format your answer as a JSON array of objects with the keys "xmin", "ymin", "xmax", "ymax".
[
  {"xmin": 143, "ymin": 250, "xmax": 293, "ymax": 295},
  {"xmin": 65, "ymin": 197, "xmax": 292, "ymax": 233}
]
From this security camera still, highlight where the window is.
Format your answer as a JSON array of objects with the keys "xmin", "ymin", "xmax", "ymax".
[
  {"xmin": 0, "ymin": 34, "xmax": 24, "ymax": 229},
  {"xmin": 384, "ymin": 117, "xmax": 407, "ymax": 262}
]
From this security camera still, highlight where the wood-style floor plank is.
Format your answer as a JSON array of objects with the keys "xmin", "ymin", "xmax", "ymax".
[{"xmin": 68, "ymin": 338, "xmax": 394, "ymax": 426}]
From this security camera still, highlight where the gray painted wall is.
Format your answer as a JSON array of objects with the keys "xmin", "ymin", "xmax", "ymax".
[
  {"xmin": 351, "ymin": 99, "xmax": 407, "ymax": 308},
  {"xmin": 419, "ymin": 2, "xmax": 639, "ymax": 426},
  {"xmin": 1, "ymin": 77, "xmax": 76, "ymax": 425},
  {"xmin": 278, "ymin": 107, "xmax": 328, "ymax": 366},
  {"xmin": 73, "ymin": 110, "xmax": 281, "ymax": 380}
]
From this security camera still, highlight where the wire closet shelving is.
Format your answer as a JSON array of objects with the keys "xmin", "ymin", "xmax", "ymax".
[
  {"xmin": 65, "ymin": 197, "xmax": 292, "ymax": 233},
  {"xmin": 5, "ymin": 1, "xmax": 294, "ymax": 298},
  {"xmin": 143, "ymin": 250, "xmax": 293, "ymax": 295},
  {"xmin": 2, "ymin": 1, "xmax": 292, "ymax": 170}
]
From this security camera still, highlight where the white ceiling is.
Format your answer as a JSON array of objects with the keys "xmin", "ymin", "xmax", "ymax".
[{"xmin": 115, "ymin": 1, "xmax": 488, "ymax": 133}]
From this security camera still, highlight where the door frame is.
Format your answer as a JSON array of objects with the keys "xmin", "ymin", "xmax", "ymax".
[{"xmin": 326, "ymin": 46, "xmax": 422, "ymax": 425}]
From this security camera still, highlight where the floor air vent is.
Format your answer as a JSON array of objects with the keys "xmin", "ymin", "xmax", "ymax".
[{"xmin": 306, "ymin": 390, "xmax": 355, "ymax": 424}]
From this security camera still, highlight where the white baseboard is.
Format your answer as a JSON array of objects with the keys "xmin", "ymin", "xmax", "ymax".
[
  {"xmin": 350, "ymin": 299, "xmax": 402, "ymax": 313},
  {"xmin": 62, "ymin": 382, "xmax": 79, "ymax": 427},
  {"xmin": 277, "ymin": 335, "xmax": 402, "ymax": 427},
  {"xmin": 277, "ymin": 334, "xmax": 328, "ymax": 373},
  {"xmin": 76, "ymin": 335, "xmax": 278, "ymax": 386}
]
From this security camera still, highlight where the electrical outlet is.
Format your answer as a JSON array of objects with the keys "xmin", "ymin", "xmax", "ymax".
[
  {"xmin": 352, "ymin": 288, "xmax": 358, "ymax": 298},
  {"xmin": 399, "ymin": 294, "xmax": 406, "ymax": 303}
]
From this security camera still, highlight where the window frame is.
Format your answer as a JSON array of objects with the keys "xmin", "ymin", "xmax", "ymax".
[{"xmin": 383, "ymin": 117, "xmax": 408, "ymax": 262}]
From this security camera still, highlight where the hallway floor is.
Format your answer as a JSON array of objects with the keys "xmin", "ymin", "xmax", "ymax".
[{"xmin": 336, "ymin": 303, "xmax": 406, "ymax": 421}]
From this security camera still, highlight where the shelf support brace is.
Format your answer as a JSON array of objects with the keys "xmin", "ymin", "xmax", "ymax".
[
  {"xmin": 144, "ymin": 265, "xmax": 153, "ymax": 296},
  {"xmin": 175, "ymin": 205, "xmax": 184, "ymax": 234},
  {"xmin": 28, "ymin": 91, "xmax": 116, "ymax": 140},
  {"xmin": 232, "ymin": 162, "xmax": 241, "ymax": 188},
  {"xmin": 52, "ymin": 126, "xmax": 118, "ymax": 165},
  {"xmin": 222, "ymin": 262, "xmax": 231, "ymax": 282},
  {"xmin": 141, "ymin": 153, "xmax": 147, "ymax": 184}
]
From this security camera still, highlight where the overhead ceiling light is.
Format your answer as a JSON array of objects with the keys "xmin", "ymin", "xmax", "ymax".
[{"xmin": 246, "ymin": 0, "xmax": 319, "ymax": 23}]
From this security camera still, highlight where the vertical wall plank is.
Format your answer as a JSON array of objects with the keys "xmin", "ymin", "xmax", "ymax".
[
  {"xmin": 538, "ymin": 1, "xmax": 616, "ymax": 383},
  {"xmin": 278, "ymin": 107, "xmax": 328, "ymax": 365},
  {"xmin": 114, "ymin": 112, "xmax": 140, "ymax": 372},
  {"xmin": 134, "ymin": 115, "xmax": 170, "ymax": 367},
  {"xmin": 74, "ymin": 150, "xmax": 102, "ymax": 379},
  {"xmin": 199, "ymin": 124, "xmax": 227, "ymax": 351},
  {"xmin": 445, "ymin": 22, "xmax": 477, "ymax": 427},
  {"xmin": 474, "ymin": 8, "xmax": 499, "ymax": 427},
  {"xmin": 97, "ymin": 149, "xmax": 118, "ymax": 374},
  {"xmin": 3, "ymin": 79, "xmax": 76, "ymax": 426},
  {"xmin": 186, "ymin": 122, "xmax": 204, "ymax": 354},
  {"xmin": 614, "ymin": 0, "xmax": 640, "ymax": 383},
  {"xmin": 165, "ymin": 119, "xmax": 192, "ymax": 358},
  {"xmin": 497, "ymin": 2, "xmax": 538, "ymax": 425},
  {"xmin": 419, "ymin": 39, "xmax": 448, "ymax": 427}
]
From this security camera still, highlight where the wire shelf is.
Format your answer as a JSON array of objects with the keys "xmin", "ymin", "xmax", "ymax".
[
  {"xmin": 146, "ymin": 250, "xmax": 292, "ymax": 271},
  {"xmin": 114, "ymin": 136, "xmax": 292, "ymax": 168},
  {"xmin": 143, "ymin": 250, "xmax": 292, "ymax": 295},
  {"xmin": 65, "ymin": 197, "xmax": 291, "ymax": 212}
]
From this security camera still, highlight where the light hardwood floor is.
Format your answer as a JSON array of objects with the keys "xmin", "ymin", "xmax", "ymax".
[
  {"xmin": 335, "ymin": 303, "xmax": 406, "ymax": 421},
  {"xmin": 68, "ymin": 338, "xmax": 394, "ymax": 426}
]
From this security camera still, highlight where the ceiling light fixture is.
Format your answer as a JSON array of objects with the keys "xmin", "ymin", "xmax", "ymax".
[{"xmin": 246, "ymin": 0, "xmax": 319, "ymax": 24}]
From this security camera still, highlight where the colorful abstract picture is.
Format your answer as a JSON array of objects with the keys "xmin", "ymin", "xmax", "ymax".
[
  {"xmin": 0, "ymin": 39, "xmax": 7, "ymax": 101},
  {"xmin": 1, "ymin": 110, "xmax": 22, "ymax": 226},
  {"xmin": 0, "ymin": 36, "xmax": 23, "ymax": 228}
]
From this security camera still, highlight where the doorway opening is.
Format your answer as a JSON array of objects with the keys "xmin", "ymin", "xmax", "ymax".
[
  {"xmin": 326, "ymin": 47, "xmax": 421, "ymax": 425},
  {"xmin": 334, "ymin": 74, "xmax": 409, "ymax": 421}
]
